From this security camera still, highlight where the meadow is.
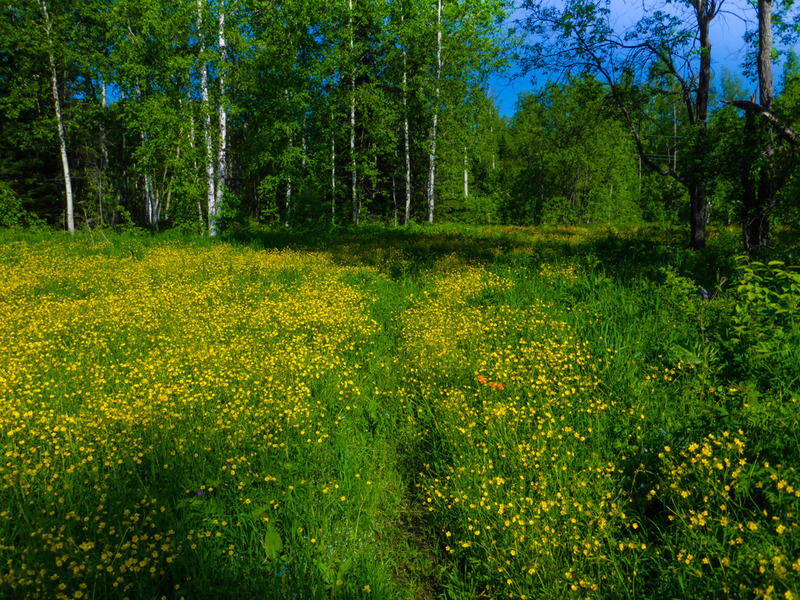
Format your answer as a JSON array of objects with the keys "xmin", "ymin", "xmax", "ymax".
[{"xmin": 1, "ymin": 224, "xmax": 798, "ymax": 600}]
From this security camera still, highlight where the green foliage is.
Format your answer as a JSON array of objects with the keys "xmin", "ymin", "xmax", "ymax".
[
  {"xmin": 732, "ymin": 257, "xmax": 800, "ymax": 361},
  {"xmin": 462, "ymin": 192, "xmax": 502, "ymax": 224},
  {"xmin": 0, "ymin": 181, "xmax": 25, "ymax": 227},
  {"xmin": 500, "ymin": 75, "xmax": 641, "ymax": 226}
]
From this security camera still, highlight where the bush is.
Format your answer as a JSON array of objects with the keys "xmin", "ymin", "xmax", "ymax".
[{"xmin": 0, "ymin": 181, "xmax": 25, "ymax": 227}]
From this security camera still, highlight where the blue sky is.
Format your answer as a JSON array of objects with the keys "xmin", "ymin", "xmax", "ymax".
[{"xmin": 488, "ymin": 0, "xmax": 765, "ymax": 118}]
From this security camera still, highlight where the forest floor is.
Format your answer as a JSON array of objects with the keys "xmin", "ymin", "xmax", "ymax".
[{"xmin": 1, "ymin": 223, "xmax": 799, "ymax": 599}]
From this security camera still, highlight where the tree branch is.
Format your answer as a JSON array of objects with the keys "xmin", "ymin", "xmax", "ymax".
[{"xmin": 723, "ymin": 100, "xmax": 798, "ymax": 146}]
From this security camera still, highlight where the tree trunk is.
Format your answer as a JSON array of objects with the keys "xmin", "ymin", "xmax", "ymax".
[
  {"xmin": 742, "ymin": 0, "xmax": 775, "ymax": 252},
  {"xmin": 349, "ymin": 0, "xmax": 358, "ymax": 224},
  {"xmin": 99, "ymin": 81, "xmax": 109, "ymax": 225},
  {"xmin": 134, "ymin": 79, "xmax": 159, "ymax": 230},
  {"xmin": 198, "ymin": 0, "xmax": 216, "ymax": 236},
  {"xmin": 491, "ymin": 125, "xmax": 495, "ymax": 170},
  {"xmin": 184, "ymin": 89, "xmax": 204, "ymax": 227},
  {"xmin": 464, "ymin": 146, "xmax": 468, "ymax": 200},
  {"xmin": 216, "ymin": 9, "xmax": 227, "ymax": 230},
  {"xmin": 392, "ymin": 167, "xmax": 398, "ymax": 226},
  {"xmin": 757, "ymin": 0, "xmax": 774, "ymax": 111},
  {"xmin": 689, "ymin": 1, "xmax": 712, "ymax": 250},
  {"xmin": 331, "ymin": 119, "xmax": 336, "ymax": 223},
  {"xmin": 284, "ymin": 89, "xmax": 294, "ymax": 227},
  {"xmin": 402, "ymin": 11, "xmax": 411, "ymax": 226},
  {"xmin": 142, "ymin": 133, "xmax": 158, "ymax": 229},
  {"xmin": 286, "ymin": 124, "xmax": 293, "ymax": 226},
  {"xmin": 689, "ymin": 183, "xmax": 706, "ymax": 249},
  {"xmin": 741, "ymin": 111, "xmax": 765, "ymax": 248},
  {"xmin": 427, "ymin": 0, "xmax": 442, "ymax": 225},
  {"xmin": 38, "ymin": 0, "xmax": 74, "ymax": 234}
]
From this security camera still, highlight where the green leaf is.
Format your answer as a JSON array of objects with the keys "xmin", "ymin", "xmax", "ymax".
[
  {"xmin": 315, "ymin": 559, "xmax": 334, "ymax": 585},
  {"xmin": 252, "ymin": 505, "xmax": 269, "ymax": 518},
  {"xmin": 336, "ymin": 557, "xmax": 353, "ymax": 582},
  {"xmin": 263, "ymin": 526, "xmax": 283, "ymax": 561}
]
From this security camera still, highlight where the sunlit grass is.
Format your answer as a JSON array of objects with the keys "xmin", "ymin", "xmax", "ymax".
[{"xmin": 1, "ymin": 225, "xmax": 798, "ymax": 599}]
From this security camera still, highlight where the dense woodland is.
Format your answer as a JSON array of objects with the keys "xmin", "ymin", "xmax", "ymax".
[{"xmin": 1, "ymin": 0, "xmax": 799, "ymax": 250}]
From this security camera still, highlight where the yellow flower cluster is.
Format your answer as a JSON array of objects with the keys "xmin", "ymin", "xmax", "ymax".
[
  {"xmin": 391, "ymin": 256, "xmax": 800, "ymax": 599},
  {"xmin": 0, "ymin": 239, "xmax": 384, "ymax": 598},
  {"xmin": 396, "ymin": 262, "xmax": 638, "ymax": 597},
  {"xmin": 658, "ymin": 430, "xmax": 800, "ymax": 596},
  {"xmin": 2, "ymin": 234, "xmax": 797, "ymax": 599}
]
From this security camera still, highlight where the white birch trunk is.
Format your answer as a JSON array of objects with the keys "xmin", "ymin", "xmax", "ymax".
[
  {"xmin": 331, "ymin": 123, "xmax": 336, "ymax": 222},
  {"xmin": 99, "ymin": 81, "xmax": 109, "ymax": 224},
  {"xmin": 184, "ymin": 90, "xmax": 204, "ymax": 226},
  {"xmin": 198, "ymin": 0, "xmax": 216, "ymax": 235},
  {"xmin": 134, "ymin": 79, "xmax": 159, "ymax": 230},
  {"xmin": 490, "ymin": 125, "xmax": 495, "ymax": 170},
  {"xmin": 301, "ymin": 128, "xmax": 307, "ymax": 173},
  {"xmin": 392, "ymin": 167, "xmax": 398, "ymax": 226},
  {"xmin": 427, "ymin": 0, "xmax": 442, "ymax": 225},
  {"xmin": 464, "ymin": 146, "xmax": 468, "ymax": 199},
  {"xmin": 216, "ymin": 9, "xmax": 227, "ymax": 230},
  {"xmin": 402, "ymin": 12, "xmax": 411, "ymax": 226},
  {"xmin": 284, "ymin": 89, "xmax": 293, "ymax": 227},
  {"xmin": 286, "ymin": 170, "xmax": 292, "ymax": 226},
  {"xmin": 286, "ymin": 132, "xmax": 293, "ymax": 226},
  {"xmin": 143, "ymin": 145, "xmax": 157, "ymax": 227},
  {"xmin": 672, "ymin": 99, "xmax": 678, "ymax": 171},
  {"xmin": 38, "ymin": 0, "xmax": 74, "ymax": 234},
  {"xmin": 349, "ymin": 0, "xmax": 358, "ymax": 224}
]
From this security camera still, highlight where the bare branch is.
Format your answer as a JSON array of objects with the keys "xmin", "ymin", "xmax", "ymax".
[{"xmin": 723, "ymin": 100, "xmax": 799, "ymax": 146}]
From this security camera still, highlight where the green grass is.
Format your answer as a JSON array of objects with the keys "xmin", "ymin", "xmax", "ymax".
[{"xmin": 1, "ymin": 223, "xmax": 798, "ymax": 600}]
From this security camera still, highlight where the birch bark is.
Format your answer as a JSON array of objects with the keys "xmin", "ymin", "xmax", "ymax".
[
  {"xmin": 183, "ymin": 90, "xmax": 204, "ymax": 226},
  {"xmin": 133, "ymin": 78, "xmax": 158, "ymax": 229},
  {"xmin": 427, "ymin": 0, "xmax": 442, "ymax": 224},
  {"xmin": 402, "ymin": 11, "xmax": 411, "ymax": 225},
  {"xmin": 349, "ymin": 0, "xmax": 358, "ymax": 223},
  {"xmin": 198, "ymin": 0, "xmax": 216, "ymax": 235},
  {"xmin": 216, "ymin": 9, "xmax": 227, "ymax": 230},
  {"xmin": 331, "ymin": 124, "xmax": 336, "ymax": 222},
  {"xmin": 38, "ymin": 0, "xmax": 74, "ymax": 234},
  {"xmin": 464, "ymin": 146, "xmax": 468, "ymax": 199},
  {"xmin": 99, "ymin": 81, "xmax": 109, "ymax": 224}
]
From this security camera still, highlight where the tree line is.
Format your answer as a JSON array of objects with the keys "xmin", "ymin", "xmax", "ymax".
[
  {"xmin": 1, "ymin": 0, "xmax": 509, "ymax": 232},
  {"xmin": 1, "ymin": 0, "xmax": 798, "ymax": 251}
]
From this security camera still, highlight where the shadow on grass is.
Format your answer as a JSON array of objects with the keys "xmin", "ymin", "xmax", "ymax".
[
  {"xmin": 220, "ymin": 223, "xmax": 797, "ymax": 290},
  {"xmin": 5, "ymin": 223, "xmax": 797, "ymax": 289}
]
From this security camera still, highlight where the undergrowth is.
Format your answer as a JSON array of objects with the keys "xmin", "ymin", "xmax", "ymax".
[{"xmin": 1, "ymin": 224, "xmax": 798, "ymax": 599}]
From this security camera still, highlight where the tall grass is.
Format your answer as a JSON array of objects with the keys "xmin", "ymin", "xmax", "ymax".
[{"xmin": 1, "ymin": 224, "xmax": 798, "ymax": 599}]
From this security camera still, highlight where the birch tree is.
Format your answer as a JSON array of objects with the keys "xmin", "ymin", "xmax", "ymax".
[
  {"xmin": 400, "ymin": 7, "xmax": 412, "ymax": 225},
  {"xmin": 349, "ymin": 0, "xmax": 358, "ymax": 223},
  {"xmin": 196, "ymin": 0, "xmax": 217, "ymax": 234},
  {"xmin": 427, "ymin": 0, "xmax": 442, "ymax": 224},
  {"xmin": 36, "ymin": 0, "xmax": 74, "ymax": 233},
  {"xmin": 215, "ymin": 6, "xmax": 227, "ymax": 233},
  {"xmin": 0, "ymin": 0, "xmax": 513, "ymax": 229}
]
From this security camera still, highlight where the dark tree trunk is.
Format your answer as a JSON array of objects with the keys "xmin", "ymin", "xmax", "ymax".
[
  {"xmin": 741, "ymin": 112, "xmax": 762, "ymax": 249},
  {"xmin": 687, "ymin": 0, "xmax": 716, "ymax": 249},
  {"xmin": 758, "ymin": 0, "xmax": 774, "ymax": 111},
  {"xmin": 689, "ymin": 183, "xmax": 707, "ymax": 249},
  {"xmin": 741, "ymin": 0, "xmax": 775, "ymax": 253}
]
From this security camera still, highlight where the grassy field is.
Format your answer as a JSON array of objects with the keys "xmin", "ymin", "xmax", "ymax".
[{"xmin": 1, "ymin": 224, "xmax": 799, "ymax": 600}]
